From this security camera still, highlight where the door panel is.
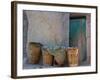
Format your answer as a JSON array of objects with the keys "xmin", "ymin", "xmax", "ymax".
[{"xmin": 69, "ymin": 17, "xmax": 87, "ymax": 65}]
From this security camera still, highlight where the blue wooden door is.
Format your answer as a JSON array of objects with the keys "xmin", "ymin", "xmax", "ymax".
[{"xmin": 69, "ymin": 17, "xmax": 87, "ymax": 65}]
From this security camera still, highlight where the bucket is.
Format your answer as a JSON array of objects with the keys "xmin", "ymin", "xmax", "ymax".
[
  {"xmin": 66, "ymin": 47, "xmax": 79, "ymax": 67},
  {"xmin": 42, "ymin": 49, "xmax": 54, "ymax": 66},
  {"xmin": 28, "ymin": 42, "xmax": 42, "ymax": 64}
]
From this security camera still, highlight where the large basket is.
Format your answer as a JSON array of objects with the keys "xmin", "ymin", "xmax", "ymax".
[{"xmin": 28, "ymin": 42, "xmax": 42, "ymax": 64}]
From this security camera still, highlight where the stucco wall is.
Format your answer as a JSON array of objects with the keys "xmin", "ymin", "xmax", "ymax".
[{"xmin": 26, "ymin": 11, "xmax": 69, "ymax": 49}]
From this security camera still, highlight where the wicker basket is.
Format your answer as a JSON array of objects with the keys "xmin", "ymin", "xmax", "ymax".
[
  {"xmin": 28, "ymin": 42, "xmax": 42, "ymax": 64},
  {"xmin": 66, "ymin": 47, "xmax": 79, "ymax": 67},
  {"xmin": 43, "ymin": 49, "xmax": 54, "ymax": 66}
]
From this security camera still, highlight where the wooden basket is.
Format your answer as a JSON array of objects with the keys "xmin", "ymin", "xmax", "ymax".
[
  {"xmin": 66, "ymin": 47, "xmax": 79, "ymax": 67},
  {"xmin": 28, "ymin": 42, "xmax": 42, "ymax": 64},
  {"xmin": 43, "ymin": 49, "xmax": 54, "ymax": 66}
]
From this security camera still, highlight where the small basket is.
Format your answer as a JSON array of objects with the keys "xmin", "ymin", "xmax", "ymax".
[
  {"xmin": 42, "ymin": 49, "xmax": 54, "ymax": 66},
  {"xmin": 66, "ymin": 47, "xmax": 79, "ymax": 67}
]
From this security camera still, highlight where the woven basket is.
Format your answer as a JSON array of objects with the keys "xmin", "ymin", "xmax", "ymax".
[
  {"xmin": 43, "ymin": 49, "xmax": 54, "ymax": 66},
  {"xmin": 66, "ymin": 47, "xmax": 79, "ymax": 67},
  {"xmin": 28, "ymin": 42, "xmax": 42, "ymax": 64}
]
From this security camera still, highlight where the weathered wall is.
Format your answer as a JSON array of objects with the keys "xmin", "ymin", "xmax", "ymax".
[{"xmin": 26, "ymin": 11, "xmax": 69, "ymax": 49}]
